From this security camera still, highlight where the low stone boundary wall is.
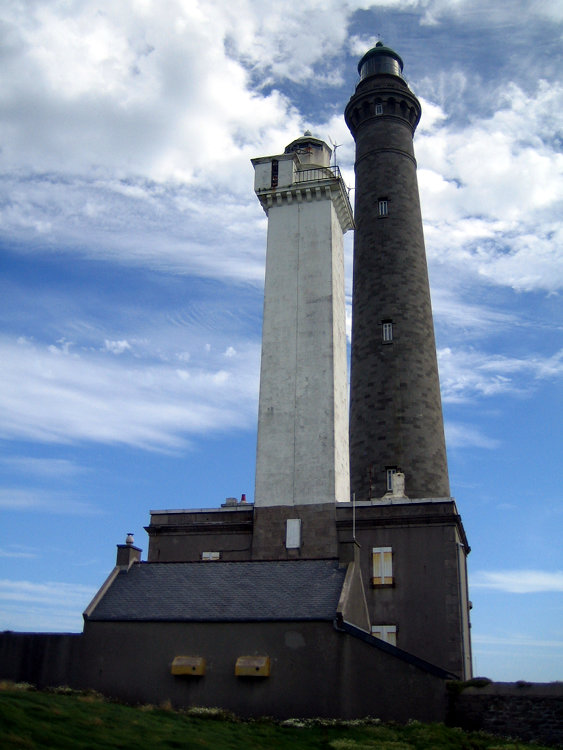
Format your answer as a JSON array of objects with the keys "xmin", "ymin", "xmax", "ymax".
[{"xmin": 448, "ymin": 680, "xmax": 563, "ymax": 747}]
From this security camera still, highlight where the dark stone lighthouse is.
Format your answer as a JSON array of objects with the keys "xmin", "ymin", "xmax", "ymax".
[{"xmin": 345, "ymin": 42, "xmax": 450, "ymax": 500}]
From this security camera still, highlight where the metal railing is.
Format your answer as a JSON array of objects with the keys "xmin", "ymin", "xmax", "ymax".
[{"xmin": 294, "ymin": 166, "xmax": 342, "ymax": 183}]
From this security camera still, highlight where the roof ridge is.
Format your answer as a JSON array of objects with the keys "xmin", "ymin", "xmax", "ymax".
[{"xmin": 134, "ymin": 558, "xmax": 340, "ymax": 566}]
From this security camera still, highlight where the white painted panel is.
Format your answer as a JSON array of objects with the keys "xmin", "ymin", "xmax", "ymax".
[{"xmin": 285, "ymin": 518, "xmax": 302, "ymax": 549}]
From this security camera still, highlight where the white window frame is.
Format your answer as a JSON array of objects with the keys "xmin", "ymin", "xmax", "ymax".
[
  {"xmin": 201, "ymin": 551, "xmax": 220, "ymax": 561},
  {"xmin": 378, "ymin": 199, "xmax": 388, "ymax": 216},
  {"xmin": 371, "ymin": 625, "xmax": 397, "ymax": 646},
  {"xmin": 382, "ymin": 321, "xmax": 393, "ymax": 342},
  {"xmin": 386, "ymin": 467, "xmax": 397, "ymax": 490},
  {"xmin": 372, "ymin": 546, "xmax": 393, "ymax": 585}
]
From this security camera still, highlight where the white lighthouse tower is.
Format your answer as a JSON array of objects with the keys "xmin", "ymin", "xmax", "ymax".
[{"xmin": 251, "ymin": 134, "xmax": 354, "ymax": 557}]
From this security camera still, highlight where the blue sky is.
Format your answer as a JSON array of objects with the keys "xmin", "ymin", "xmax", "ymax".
[{"xmin": 0, "ymin": 0, "xmax": 562, "ymax": 682}]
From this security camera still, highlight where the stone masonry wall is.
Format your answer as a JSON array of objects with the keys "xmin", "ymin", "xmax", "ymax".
[
  {"xmin": 449, "ymin": 680, "xmax": 563, "ymax": 747},
  {"xmin": 345, "ymin": 73, "xmax": 450, "ymax": 501}
]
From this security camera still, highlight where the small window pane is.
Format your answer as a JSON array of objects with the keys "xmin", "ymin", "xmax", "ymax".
[
  {"xmin": 372, "ymin": 546, "xmax": 393, "ymax": 585},
  {"xmin": 383, "ymin": 551, "xmax": 393, "ymax": 581},
  {"xmin": 378, "ymin": 199, "xmax": 388, "ymax": 216},
  {"xmin": 382, "ymin": 322, "xmax": 393, "ymax": 342},
  {"xmin": 375, "ymin": 103, "xmax": 383, "ymax": 115},
  {"xmin": 371, "ymin": 625, "xmax": 397, "ymax": 646},
  {"xmin": 373, "ymin": 551, "xmax": 381, "ymax": 580}
]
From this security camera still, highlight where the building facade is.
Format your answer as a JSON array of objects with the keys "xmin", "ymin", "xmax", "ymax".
[{"xmin": 144, "ymin": 41, "xmax": 473, "ymax": 679}]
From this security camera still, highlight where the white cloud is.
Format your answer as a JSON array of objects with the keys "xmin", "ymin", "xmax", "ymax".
[
  {"xmin": 412, "ymin": 0, "xmax": 563, "ymax": 27},
  {"xmin": 531, "ymin": 0, "xmax": 563, "ymax": 22},
  {"xmin": 438, "ymin": 347, "xmax": 563, "ymax": 403},
  {"xmin": 444, "ymin": 422, "xmax": 500, "ymax": 450},
  {"xmin": 0, "ymin": 604, "xmax": 85, "ymax": 633},
  {"xmin": 1, "ymin": 457, "xmax": 85, "ymax": 479},
  {"xmin": 0, "ymin": 335, "xmax": 259, "ymax": 450},
  {"xmin": 431, "ymin": 287, "xmax": 517, "ymax": 333},
  {"xmin": 417, "ymin": 97, "xmax": 447, "ymax": 133},
  {"xmin": 48, "ymin": 338, "xmax": 74, "ymax": 356},
  {"xmin": 0, "ymin": 2, "xmax": 309, "ymax": 290},
  {"xmin": 0, "ymin": 579, "xmax": 97, "ymax": 632},
  {"xmin": 0, "ymin": 579, "xmax": 95, "ymax": 606},
  {"xmin": 418, "ymin": 80, "xmax": 563, "ymax": 294},
  {"xmin": 0, "ymin": 489, "xmax": 100, "ymax": 516},
  {"xmin": 0, "ymin": 172, "xmax": 269, "ymax": 284},
  {"xmin": 472, "ymin": 633, "xmax": 563, "ymax": 649},
  {"xmin": 471, "ymin": 570, "xmax": 563, "ymax": 594},
  {"xmin": 0, "ymin": 1, "xmax": 302, "ymax": 180},
  {"xmin": 1, "ymin": 0, "xmax": 560, "ymax": 303},
  {"xmin": 0, "ymin": 547, "xmax": 38, "ymax": 559},
  {"xmin": 104, "ymin": 339, "xmax": 132, "ymax": 355}
]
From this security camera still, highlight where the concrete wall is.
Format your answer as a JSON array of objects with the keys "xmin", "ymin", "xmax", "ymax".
[
  {"xmin": 254, "ymin": 191, "xmax": 350, "ymax": 511},
  {"xmin": 0, "ymin": 623, "xmax": 448, "ymax": 722}
]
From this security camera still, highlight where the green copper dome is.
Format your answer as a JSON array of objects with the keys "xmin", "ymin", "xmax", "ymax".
[{"xmin": 357, "ymin": 41, "xmax": 404, "ymax": 80}]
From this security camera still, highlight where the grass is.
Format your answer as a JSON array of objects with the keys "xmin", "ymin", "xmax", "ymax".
[{"xmin": 0, "ymin": 682, "xmax": 555, "ymax": 750}]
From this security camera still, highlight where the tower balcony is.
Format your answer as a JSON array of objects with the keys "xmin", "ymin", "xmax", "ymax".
[
  {"xmin": 294, "ymin": 165, "xmax": 344, "ymax": 184},
  {"xmin": 253, "ymin": 163, "xmax": 354, "ymax": 233}
]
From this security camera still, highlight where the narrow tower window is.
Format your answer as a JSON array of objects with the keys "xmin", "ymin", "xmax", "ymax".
[
  {"xmin": 378, "ymin": 199, "xmax": 388, "ymax": 216},
  {"xmin": 375, "ymin": 103, "xmax": 383, "ymax": 115},
  {"xmin": 382, "ymin": 320, "xmax": 393, "ymax": 342},
  {"xmin": 271, "ymin": 159, "xmax": 279, "ymax": 188},
  {"xmin": 372, "ymin": 546, "xmax": 393, "ymax": 586}
]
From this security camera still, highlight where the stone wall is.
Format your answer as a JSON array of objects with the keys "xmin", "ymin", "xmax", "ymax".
[
  {"xmin": 345, "ymin": 70, "xmax": 450, "ymax": 502},
  {"xmin": 448, "ymin": 680, "xmax": 563, "ymax": 747}
]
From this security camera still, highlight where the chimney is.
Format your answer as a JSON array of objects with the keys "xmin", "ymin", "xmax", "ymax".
[{"xmin": 116, "ymin": 532, "xmax": 142, "ymax": 568}]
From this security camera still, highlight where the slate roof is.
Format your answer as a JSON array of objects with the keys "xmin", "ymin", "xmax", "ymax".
[{"xmin": 86, "ymin": 559, "xmax": 346, "ymax": 623}]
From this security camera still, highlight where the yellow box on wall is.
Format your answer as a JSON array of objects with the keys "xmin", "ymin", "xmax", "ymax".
[
  {"xmin": 235, "ymin": 655, "xmax": 270, "ymax": 677},
  {"xmin": 171, "ymin": 656, "xmax": 206, "ymax": 676}
]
